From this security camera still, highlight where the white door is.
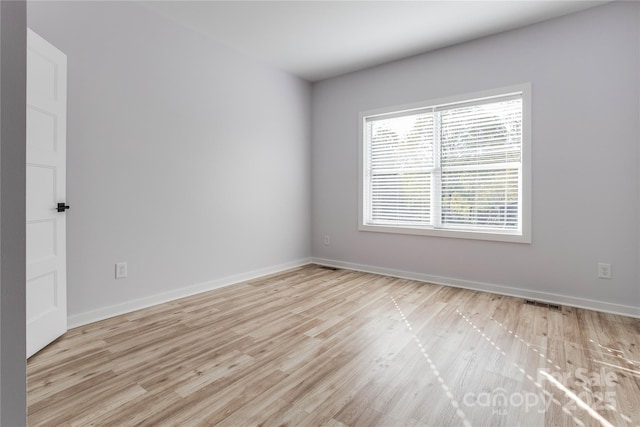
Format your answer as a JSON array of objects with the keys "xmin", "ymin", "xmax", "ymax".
[{"xmin": 26, "ymin": 29, "xmax": 68, "ymax": 358}]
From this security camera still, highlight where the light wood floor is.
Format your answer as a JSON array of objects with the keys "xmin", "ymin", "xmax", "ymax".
[{"xmin": 28, "ymin": 264, "xmax": 640, "ymax": 426}]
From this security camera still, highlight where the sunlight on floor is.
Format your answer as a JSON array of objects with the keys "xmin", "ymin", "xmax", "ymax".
[{"xmin": 391, "ymin": 297, "xmax": 472, "ymax": 427}]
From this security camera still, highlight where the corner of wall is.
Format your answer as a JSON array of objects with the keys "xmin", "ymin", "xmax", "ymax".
[{"xmin": 0, "ymin": 0, "xmax": 27, "ymax": 424}]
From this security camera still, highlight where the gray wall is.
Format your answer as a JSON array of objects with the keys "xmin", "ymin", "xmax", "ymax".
[
  {"xmin": 311, "ymin": 2, "xmax": 640, "ymax": 310},
  {"xmin": 0, "ymin": 0, "xmax": 27, "ymax": 424},
  {"xmin": 27, "ymin": 1, "xmax": 311, "ymax": 318}
]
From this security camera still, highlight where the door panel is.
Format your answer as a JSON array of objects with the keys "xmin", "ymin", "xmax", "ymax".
[{"xmin": 26, "ymin": 29, "xmax": 68, "ymax": 358}]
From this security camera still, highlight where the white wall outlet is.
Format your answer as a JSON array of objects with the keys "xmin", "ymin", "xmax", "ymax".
[
  {"xmin": 597, "ymin": 263, "xmax": 611, "ymax": 279},
  {"xmin": 323, "ymin": 235, "xmax": 330, "ymax": 245},
  {"xmin": 115, "ymin": 262, "xmax": 128, "ymax": 279}
]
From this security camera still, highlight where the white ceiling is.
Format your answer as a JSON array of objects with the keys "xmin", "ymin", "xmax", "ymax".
[{"xmin": 143, "ymin": 1, "xmax": 610, "ymax": 82}]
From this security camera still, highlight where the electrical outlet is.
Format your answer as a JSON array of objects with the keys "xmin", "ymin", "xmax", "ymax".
[
  {"xmin": 323, "ymin": 235, "xmax": 330, "ymax": 245},
  {"xmin": 115, "ymin": 262, "xmax": 128, "ymax": 279},
  {"xmin": 597, "ymin": 263, "xmax": 611, "ymax": 279}
]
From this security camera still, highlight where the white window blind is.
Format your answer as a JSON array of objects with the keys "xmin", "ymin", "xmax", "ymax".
[
  {"xmin": 369, "ymin": 113, "xmax": 434, "ymax": 225},
  {"xmin": 361, "ymin": 85, "xmax": 530, "ymax": 243}
]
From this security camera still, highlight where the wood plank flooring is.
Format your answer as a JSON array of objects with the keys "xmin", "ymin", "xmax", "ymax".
[{"xmin": 27, "ymin": 264, "xmax": 640, "ymax": 426}]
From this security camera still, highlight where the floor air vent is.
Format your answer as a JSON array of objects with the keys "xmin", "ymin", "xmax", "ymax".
[
  {"xmin": 319, "ymin": 266, "xmax": 339, "ymax": 271},
  {"xmin": 524, "ymin": 299, "xmax": 561, "ymax": 311}
]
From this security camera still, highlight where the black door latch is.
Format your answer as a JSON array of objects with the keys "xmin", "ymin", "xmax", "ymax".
[{"xmin": 57, "ymin": 203, "xmax": 70, "ymax": 213}]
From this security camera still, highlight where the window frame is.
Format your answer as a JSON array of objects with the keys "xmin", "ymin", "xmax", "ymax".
[{"xmin": 358, "ymin": 84, "xmax": 532, "ymax": 244}]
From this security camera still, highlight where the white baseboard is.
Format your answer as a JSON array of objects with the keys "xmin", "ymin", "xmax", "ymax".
[
  {"xmin": 311, "ymin": 257, "xmax": 640, "ymax": 319},
  {"xmin": 67, "ymin": 258, "xmax": 313, "ymax": 329},
  {"xmin": 68, "ymin": 256, "xmax": 639, "ymax": 328}
]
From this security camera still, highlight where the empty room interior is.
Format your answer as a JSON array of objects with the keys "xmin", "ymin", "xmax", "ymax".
[{"xmin": 0, "ymin": 0, "xmax": 639, "ymax": 425}]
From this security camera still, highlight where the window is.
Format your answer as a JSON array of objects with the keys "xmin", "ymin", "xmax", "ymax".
[{"xmin": 359, "ymin": 84, "xmax": 531, "ymax": 243}]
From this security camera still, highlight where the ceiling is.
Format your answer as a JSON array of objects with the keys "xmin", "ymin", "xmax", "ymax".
[{"xmin": 143, "ymin": 1, "xmax": 610, "ymax": 82}]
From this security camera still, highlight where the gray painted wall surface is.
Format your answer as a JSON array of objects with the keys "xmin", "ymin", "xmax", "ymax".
[
  {"xmin": 28, "ymin": 1, "xmax": 312, "ymax": 317},
  {"xmin": 311, "ymin": 2, "xmax": 640, "ymax": 309},
  {"xmin": 1, "ymin": 0, "xmax": 27, "ymax": 424}
]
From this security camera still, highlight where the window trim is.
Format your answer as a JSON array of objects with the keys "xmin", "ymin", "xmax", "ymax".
[{"xmin": 358, "ymin": 84, "xmax": 532, "ymax": 244}]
